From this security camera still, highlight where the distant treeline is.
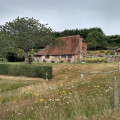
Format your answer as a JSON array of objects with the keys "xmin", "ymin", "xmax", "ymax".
[{"xmin": 53, "ymin": 27, "xmax": 120, "ymax": 50}]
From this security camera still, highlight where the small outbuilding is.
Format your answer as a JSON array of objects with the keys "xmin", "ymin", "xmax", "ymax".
[{"xmin": 34, "ymin": 35, "xmax": 87, "ymax": 63}]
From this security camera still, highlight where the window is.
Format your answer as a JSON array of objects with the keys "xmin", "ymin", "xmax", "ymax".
[
  {"xmin": 55, "ymin": 56, "xmax": 59, "ymax": 59},
  {"xmin": 61, "ymin": 55, "xmax": 66, "ymax": 58},
  {"xmin": 68, "ymin": 55, "xmax": 72, "ymax": 58},
  {"xmin": 45, "ymin": 55, "xmax": 49, "ymax": 59}
]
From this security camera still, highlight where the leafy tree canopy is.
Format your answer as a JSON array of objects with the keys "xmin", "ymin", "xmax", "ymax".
[
  {"xmin": 4, "ymin": 48, "xmax": 25, "ymax": 62},
  {"xmin": 106, "ymin": 35, "xmax": 120, "ymax": 47},
  {"xmin": 86, "ymin": 31, "xmax": 107, "ymax": 50},
  {"xmin": 1, "ymin": 17, "xmax": 55, "ymax": 64},
  {"xmin": 54, "ymin": 27, "xmax": 104, "ymax": 40}
]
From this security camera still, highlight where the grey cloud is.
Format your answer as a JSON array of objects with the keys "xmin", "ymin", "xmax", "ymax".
[{"xmin": 0, "ymin": 0, "xmax": 120, "ymax": 35}]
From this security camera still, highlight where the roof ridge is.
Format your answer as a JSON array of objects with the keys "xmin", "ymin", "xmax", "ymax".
[
  {"xmin": 59, "ymin": 35, "xmax": 81, "ymax": 38},
  {"xmin": 34, "ymin": 35, "xmax": 86, "ymax": 56}
]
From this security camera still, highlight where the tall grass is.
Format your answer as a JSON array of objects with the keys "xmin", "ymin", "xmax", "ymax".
[
  {"xmin": 0, "ymin": 63, "xmax": 120, "ymax": 120},
  {"xmin": 0, "ymin": 78, "xmax": 40, "ymax": 106}
]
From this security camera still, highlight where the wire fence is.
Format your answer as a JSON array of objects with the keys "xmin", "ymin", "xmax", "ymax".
[
  {"xmin": 0, "ymin": 63, "xmax": 120, "ymax": 113},
  {"xmin": 80, "ymin": 62, "xmax": 120, "ymax": 112}
]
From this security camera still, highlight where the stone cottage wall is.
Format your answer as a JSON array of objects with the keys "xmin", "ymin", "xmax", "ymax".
[
  {"xmin": 34, "ymin": 54, "xmax": 84, "ymax": 63},
  {"xmin": 107, "ymin": 55, "xmax": 120, "ymax": 62}
]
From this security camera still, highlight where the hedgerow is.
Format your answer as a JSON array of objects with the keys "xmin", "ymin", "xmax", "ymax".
[
  {"xmin": 84, "ymin": 57, "xmax": 107, "ymax": 63},
  {"xmin": 0, "ymin": 64, "xmax": 52, "ymax": 79}
]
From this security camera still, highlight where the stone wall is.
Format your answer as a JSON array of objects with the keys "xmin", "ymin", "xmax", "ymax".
[
  {"xmin": 107, "ymin": 55, "xmax": 120, "ymax": 62},
  {"xmin": 34, "ymin": 54, "xmax": 84, "ymax": 63}
]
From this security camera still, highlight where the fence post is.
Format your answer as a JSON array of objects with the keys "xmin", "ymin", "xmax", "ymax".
[
  {"xmin": 46, "ymin": 72, "xmax": 48, "ymax": 81},
  {"xmin": 81, "ymin": 70, "xmax": 84, "ymax": 80},
  {"xmin": 114, "ymin": 76, "xmax": 119, "ymax": 112},
  {"xmin": 118, "ymin": 62, "xmax": 120, "ymax": 73}
]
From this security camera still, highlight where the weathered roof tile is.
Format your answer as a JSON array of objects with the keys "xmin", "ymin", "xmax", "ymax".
[{"xmin": 35, "ymin": 35, "xmax": 84, "ymax": 56}]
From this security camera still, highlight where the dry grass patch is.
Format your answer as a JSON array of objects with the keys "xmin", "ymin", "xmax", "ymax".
[{"xmin": 0, "ymin": 63, "xmax": 120, "ymax": 120}]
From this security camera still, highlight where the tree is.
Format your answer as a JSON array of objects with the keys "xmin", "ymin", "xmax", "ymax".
[
  {"xmin": 0, "ymin": 31, "xmax": 9, "ymax": 54},
  {"xmin": 53, "ymin": 27, "xmax": 104, "ymax": 40},
  {"xmin": 86, "ymin": 31, "xmax": 107, "ymax": 50},
  {"xmin": 4, "ymin": 48, "xmax": 25, "ymax": 62},
  {"xmin": 1, "ymin": 17, "xmax": 55, "ymax": 64},
  {"xmin": 106, "ymin": 35, "xmax": 120, "ymax": 47}
]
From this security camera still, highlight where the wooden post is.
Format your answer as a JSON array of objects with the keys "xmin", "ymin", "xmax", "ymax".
[
  {"xmin": 81, "ymin": 70, "xmax": 84, "ymax": 80},
  {"xmin": 118, "ymin": 62, "xmax": 120, "ymax": 73},
  {"xmin": 114, "ymin": 76, "xmax": 119, "ymax": 112},
  {"xmin": 46, "ymin": 72, "xmax": 48, "ymax": 81}
]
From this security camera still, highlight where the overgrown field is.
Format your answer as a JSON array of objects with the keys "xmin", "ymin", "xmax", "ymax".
[{"xmin": 0, "ymin": 63, "xmax": 120, "ymax": 120}]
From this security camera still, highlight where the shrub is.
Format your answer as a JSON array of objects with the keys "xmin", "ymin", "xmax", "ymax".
[
  {"xmin": 105, "ymin": 50, "xmax": 115, "ymax": 55},
  {"xmin": 95, "ymin": 51, "xmax": 100, "ymax": 53},
  {"xmin": 0, "ymin": 57, "xmax": 5, "ymax": 61},
  {"xmin": 84, "ymin": 57, "xmax": 107, "ymax": 63},
  {"xmin": 51, "ymin": 60, "xmax": 55, "ymax": 63},
  {"xmin": 0, "ymin": 64, "xmax": 52, "ymax": 79},
  {"xmin": 28, "ymin": 55, "xmax": 33, "ymax": 63},
  {"xmin": 99, "ymin": 50, "xmax": 106, "ymax": 53},
  {"xmin": 95, "ymin": 50, "xmax": 106, "ymax": 53},
  {"xmin": 5, "ymin": 49, "xmax": 25, "ymax": 62}
]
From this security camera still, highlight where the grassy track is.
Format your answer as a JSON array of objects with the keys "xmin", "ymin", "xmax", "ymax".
[{"xmin": 0, "ymin": 63, "xmax": 120, "ymax": 120}]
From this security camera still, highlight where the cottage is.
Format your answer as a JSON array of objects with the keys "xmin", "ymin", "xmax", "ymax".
[{"xmin": 34, "ymin": 35, "xmax": 87, "ymax": 63}]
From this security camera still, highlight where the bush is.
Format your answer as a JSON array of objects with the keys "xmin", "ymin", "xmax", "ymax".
[
  {"xmin": 4, "ymin": 49, "xmax": 25, "ymax": 62},
  {"xmin": 0, "ymin": 64, "xmax": 52, "ymax": 79},
  {"xmin": 105, "ymin": 50, "xmax": 115, "ymax": 55},
  {"xmin": 0, "ymin": 57, "xmax": 5, "ymax": 61},
  {"xmin": 5, "ymin": 52, "xmax": 25, "ymax": 62},
  {"xmin": 51, "ymin": 60, "xmax": 55, "ymax": 63},
  {"xmin": 28, "ymin": 55, "xmax": 33, "ymax": 63},
  {"xmin": 84, "ymin": 57, "xmax": 107, "ymax": 63},
  {"xmin": 99, "ymin": 50, "xmax": 106, "ymax": 53}
]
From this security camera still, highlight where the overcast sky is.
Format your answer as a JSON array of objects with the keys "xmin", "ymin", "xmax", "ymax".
[{"xmin": 0, "ymin": 0, "xmax": 120, "ymax": 35}]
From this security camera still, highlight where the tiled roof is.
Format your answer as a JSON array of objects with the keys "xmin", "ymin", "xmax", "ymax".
[{"xmin": 34, "ymin": 35, "xmax": 83, "ymax": 56}]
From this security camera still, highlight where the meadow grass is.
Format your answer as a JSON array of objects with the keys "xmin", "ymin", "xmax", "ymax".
[
  {"xmin": 0, "ymin": 62, "xmax": 120, "ymax": 120},
  {"xmin": 0, "ymin": 77, "xmax": 42, "ymax": 106}
]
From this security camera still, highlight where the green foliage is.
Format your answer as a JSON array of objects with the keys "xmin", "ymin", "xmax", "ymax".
[
  {"xmin": 0, "ymin": 56, "xmax": 5, "ymax": 61},
  {"xmin": 4, "ymin": 48, "xmax": 25, "ymax": 62},
  {"xmin": 28, "ymin": 54, "xmax": 33, "ymax": 63},
  {"xmin": 99, "ymin": 50, "xmax": 106, "ymax": 53},
  {"xmin": 84, "ymin": 57, "xmax": 107, "ymax": 63},
  {"xmin": 1, "ymin": 17, "xmax": 55, "ymax": 64},
  {"xmin": 0, "ymin": 64, "xmax": 52, "ymax": 79},
  {"xmin": 105, "ymin": 50, "xmax": 115, "ymax": 55},
  {"xmin": 0, "ymin": 31, "xmax": 10, "ymax": 54},
  {"xmin": 86, "ymin": 31, "xmax": 107, "ymax": 50},
  {"xmin": 95, "ymin": 50, "xmax": 106, "ymax": 53},
  {"xmin": 2, "ymin": 17, "xmax": 53, "ymax": 50},
  {"xmin": 106, "ymin": 35, "xmax": 120, "ymax": 47},
  {"xmin": 53, "ymin": 27, "xmax": 111, "ymax": 50},
  {"xmin": 54, "ymin": 27, "xmax": 103, "ymax": 40},
  {"xmin": 54, "ymin": 28, "xmax": 120, "ymax": 50}
]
